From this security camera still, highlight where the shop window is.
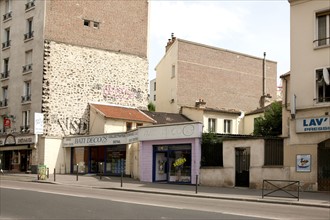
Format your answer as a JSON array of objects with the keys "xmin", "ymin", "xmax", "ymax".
[
  {"xmin": 106, "ymin": 146, "xmax": 126, "ymax": 174},
  {"xmin": 12, "ymin": 151, "xmax": 20, "ymax": 164},
  {"xmin": 72, "ymin": 147, "xmax": 88, "ymax": 173},
  {"xmin": 201, "ymin": 142, "xmax": 223, "ymax": 167},
  {"xmin": 264, "ymin": 139, "xmax": 283, "ymax": 166}
]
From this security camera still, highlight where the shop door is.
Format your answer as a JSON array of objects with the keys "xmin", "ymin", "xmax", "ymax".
[
  {"xmin": 235, "ymin": 148, "xmax": 250, "ymax": 187},
  {"xmin": 168, "ymin": 150, "xmax": 191, "ymax": 183},
  {"xmin": 154, "ymin": 152, "xmax": 168, "ymax": 182},
  {"xmin": 318, "ymin": 140, "xmax": 330, "ymax": 191},
  {"xmin": 90, "ymin": 147, "xmax": 105, "ymax": 173},
  {"xmin": 20, "ymin": 150, "xmax": 28, "ymax": 172}
]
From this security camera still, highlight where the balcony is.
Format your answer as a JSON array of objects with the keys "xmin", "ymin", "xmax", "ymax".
[
  {"xmin": 25, "ymin": 1, "xmax": 35, "ymax": 11},
  {"xmin": 24, "ymin": 31, "xmax": 34, "ymax": 41},
  {"xmin": 0, "ymin": 99, "xmax": 8, "ymax": 107},
  {"xmin": 2, "ymin": 40, "xmax": 11, "ymax": 49},
  {"xmin": 3, "ymin": 11, "xmax": 12, "ymax": 21},
  {"xmin": 20, "ymin": 125, "xmax": 30, "ymax": 133},
  {"xmin": 22, "ymin": 64, "xmax": 33, "ymax": 73},
  {"xmin": 21, "ymin": 95, "xmax": 32, "ymax": 103},
  {"xmin": 0, "ymin": 71, "xmax": 9, "ymax": 79}
]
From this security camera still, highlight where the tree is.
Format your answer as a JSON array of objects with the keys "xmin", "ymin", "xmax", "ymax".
[
  {"xmin": 254, "ymin": 101, "xmax": 282, "ymax": 136},
  {"xmin": 147, "ymin": 102, "xmax": 155, "ymax": 112}
]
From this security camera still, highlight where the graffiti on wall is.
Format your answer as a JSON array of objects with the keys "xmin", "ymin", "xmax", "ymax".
[
  {"xmin": 58, "ymin": 117, "xmax": 88, "ymax": 135},
  {"xmin": 103, "ymin": 85, "xmax": 142, "ymax": 101}
]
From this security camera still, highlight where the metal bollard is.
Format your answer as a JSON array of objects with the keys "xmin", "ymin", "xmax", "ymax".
[
  {"xmin": 195, "ymin": 175, "xmax": 198, "ymax": 194},
  {"xmin": 76, "ymin": 164, "xmax": 79, "ymax": 181},
  {"xmin": 121, "ymin": 170, "xmax": 123, "ymax": 187},
  {"xmin": 54, "ymin": 168, "xmax": 56, "ymax": 182}
]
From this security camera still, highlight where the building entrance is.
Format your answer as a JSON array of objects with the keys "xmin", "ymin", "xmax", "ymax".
[
  {"xmin": 235, "ymin": 147, "xmax": 250, "ymax": 187},
  {"xmin": 318, "ymin": 139, "xmax": 330, "ymax": 191}
]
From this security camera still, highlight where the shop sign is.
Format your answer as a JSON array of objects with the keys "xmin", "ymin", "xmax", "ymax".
[
  {"xmin": 139, "ymin": 123, "xmax": 202, "ymax": 141},
  {"xmin": 63, "ymin": 133, "xmax": 127, "ymax": 147},
  {"xmin": 296, "ymin": 116, "xmax": 330, "ymax": 133},
  {"xmin": 0, "ymin": 135, "xmax": 35, "ymax": 146},
  {"xmin": 34, "ymin": 113, "xmax": 44, "ymax": 134},
  {"xmin": 3, "ymin": 118, "xmax": 11, "ymax": 128}
]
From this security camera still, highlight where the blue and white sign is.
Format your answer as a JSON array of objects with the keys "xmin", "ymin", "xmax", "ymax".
[{"xmin": 296, "ymin": 116, "xmax": 330, "ymax": 133}]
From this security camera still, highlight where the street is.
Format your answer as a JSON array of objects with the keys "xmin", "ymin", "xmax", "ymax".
[{"xmin": 1, "ymin": 180, "xmax": 329, "ymax": 220}]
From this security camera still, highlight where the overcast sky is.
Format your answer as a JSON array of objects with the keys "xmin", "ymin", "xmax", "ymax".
[{"xmin": 148, "ymin": 0, "xmax": 290, "ymax": 86}]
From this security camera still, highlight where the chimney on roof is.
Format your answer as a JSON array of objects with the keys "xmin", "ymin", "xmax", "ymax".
[
  {"xmin": 195, "ymin": 99, "xmax": 206, "ymax": 108},
  {"xmin": 165, "ymin": 33, "xmax": 176, "ymax": 52}
]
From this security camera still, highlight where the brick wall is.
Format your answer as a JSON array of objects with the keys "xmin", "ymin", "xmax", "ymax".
[
  {"xmin": 43, "ymin": 41, "xmax": 148, "ymax": 137},
  {"xmin": 44, "ymin": 0, "xmax": 148, "ymax": 58},
  {"xmin": 176, "ymin": 40, "xmax": 277, "ymax": 112}
]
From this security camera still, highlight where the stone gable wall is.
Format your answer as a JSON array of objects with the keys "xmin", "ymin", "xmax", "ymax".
[{"xmin": 43, "ymin": 41, "xmax": 148, "ymax": 137}]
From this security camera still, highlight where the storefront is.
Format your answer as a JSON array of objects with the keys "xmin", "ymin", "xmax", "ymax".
[
  {"xmin": 0, "ymin": 134, "xmax": 36, "ymax": 172},
  {"xmin": 138, "ymin": 122, "xmax": 203, "ymax": 184},
  {"xmin": 63, "ymin": 132, "xmax": 134, "ymax": 175},
  {"xmin": 71, "ymin": 145, "xmax": 126, "ymax": 175},
  {"xmin": 154, "ymin": 144, "xmax": 192, "ymax": 183}
]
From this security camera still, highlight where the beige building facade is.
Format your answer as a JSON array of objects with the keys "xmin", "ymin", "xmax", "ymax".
[
  {"xmin": 0, "ymin": 0, "xmax": 149, "ymax": 173},
  {"xmin": 281, "ymin": 0, "xmax": 330, "ymax": 191},
  {"xmin": 155, "ymin": 36, "xmax": 277, "ymax": 114}
]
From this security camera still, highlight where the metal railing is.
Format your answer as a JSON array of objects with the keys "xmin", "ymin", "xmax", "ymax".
[{"xmin": 262, "ymin": 179, "xmax": 300, "ymax": 201}]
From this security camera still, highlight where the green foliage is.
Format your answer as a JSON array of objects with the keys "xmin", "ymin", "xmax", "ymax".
[
  {"xmin": 254, "ymin": 102, "xmax": 282, "ymax": 136},
  {"xmin": 202, "ymin": 132, "xmax": 221, "ymax": 144},
  {"xmin": 147, "ymin": 102, "xmax": 155, "ymax": 112}
]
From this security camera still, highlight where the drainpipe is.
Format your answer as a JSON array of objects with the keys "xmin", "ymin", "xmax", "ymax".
[{"xmin": 263, "ymin": 52, "xmax": 266, "ymax": 97}]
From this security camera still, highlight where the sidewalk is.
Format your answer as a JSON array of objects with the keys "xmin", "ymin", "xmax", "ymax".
[{"xmin": 1, "ymin": 173, "xmax": 329, "ymax": 209}]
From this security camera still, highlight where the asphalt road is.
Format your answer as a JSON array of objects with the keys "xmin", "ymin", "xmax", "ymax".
[{"xmin": 1, "ymin": 180, "xmax": 329, "ymax": 220}]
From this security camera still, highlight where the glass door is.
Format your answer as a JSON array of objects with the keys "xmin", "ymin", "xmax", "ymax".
[
  {"xmin": 168, "ymin": 149, "xmax": 191, "ymax": 183},
  {"xmin": 90, "ymin": 147, "xmax": 105, "ymax": 173}
]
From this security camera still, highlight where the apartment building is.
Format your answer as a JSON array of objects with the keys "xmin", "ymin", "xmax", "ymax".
[
  {"xmin": 0, "ymin": 0, "xmax": 149, "ymax": 173},
  {"xmin": 155, "ymin": 35, "xmax": 277, "ymax": 115},
  {"xmin": 281, "ymin": 0, "xmax": 330, "ymax": 191}
]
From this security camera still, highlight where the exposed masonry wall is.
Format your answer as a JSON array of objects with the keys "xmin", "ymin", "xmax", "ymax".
[{"xmin": 43, "ymin": 41, "xmax": 148, "ymax": 137}]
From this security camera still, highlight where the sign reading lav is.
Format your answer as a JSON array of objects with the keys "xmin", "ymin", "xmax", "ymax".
[{"xmin": 296, "ymin": 116, "xmax": 330, "ymax": 133}]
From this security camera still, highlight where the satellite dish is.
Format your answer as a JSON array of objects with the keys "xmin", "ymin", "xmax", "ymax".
[{"xmin": 323, "ymin": 68, "xmax": 330, "ymax": 85}]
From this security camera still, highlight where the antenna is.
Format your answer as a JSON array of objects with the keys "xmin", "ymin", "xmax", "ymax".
[{"xmin": 323, "ymin": 68, "xmax": 330, "ymax": 85}]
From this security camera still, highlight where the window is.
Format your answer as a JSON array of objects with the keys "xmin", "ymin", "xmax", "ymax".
[
  {"xmin": 22, "ymin": 81, "xmax": 31, "ymax": 102},
  {"xmin": 25, "ymin": 0, "xmax": 35, "ymax": 10},
  {"xmin": 22, "ymin": 110, "xmax": 30, "ymax": 132},
  {"xmin": 1, "ymin": 58, "xmax": 9, "ymax": 79},
  {"xmin": 153, "ymin": 94, "xmax": 156, "ymax": 101},
  {"xmin": 2, "ymin": 28, "xmax": 10, "ymax": 49},
  {"xmin": 316, "ymin": 10, "xmax": 330, "ymax": 47},
  {"xmin": 23, "ymin": 50, "xmax": 33, "ymax": 73},
  {"xmin": 3, "ymin": 0, "xmax": 12, "ymax": 20},
  {"xmin": 264, "ymin": 139, "xmax": 283, "ymax": 166},
  {"xmin": 1, "ymin": 87, "xmax": 8, "ymax": 107},
  {"xmin": 171, "ymin": 65, "xmax": 175, "ymax": 78},
  {"xmin": 153, "ymin": 81, "xmax": 156, "ymax": 91},
  {"xmin": 84, "ymin": 20, "xmax": 90, "ymax": 27},
  {"xmin": 136, "ymin": 123, "xmax": 143, "ymax": 127},
  {"xmin": 224, "ymin": 119, "xmax": 231, "ymax": 134},
  {"xmin": 93, "ymin": 22, "xmax": 100, "ymax": 29},
  {"xmin": 208, "ymin": 118, "xmax": 216, "ymax": 132},
  {"xmin": 316, "ymin": 68, "xmax": 330, "ymax": 102},
  {"xmin": 126, "ymin": 122, "xmax": 132, "ymax": 131},
  {"xmin": 24, "ymin": 18, "xmax": 34, "ymax": 40}
]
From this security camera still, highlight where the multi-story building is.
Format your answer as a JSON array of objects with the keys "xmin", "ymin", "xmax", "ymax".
[
  {"xmin": 0, "ymin": 0, "xmax": 149, "ymax": 173},
  {"xmin": 281, "ymin": 0, "xmax": 330, "ymax": 191},
  {"xmin": 155, "ymin": 34, "xmax": 278, "ymax": 115}
]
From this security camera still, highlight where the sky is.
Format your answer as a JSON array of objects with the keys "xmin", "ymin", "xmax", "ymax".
[{"xmin": 148, "ymin": 0, "xmax": 290, "ymax": 86}]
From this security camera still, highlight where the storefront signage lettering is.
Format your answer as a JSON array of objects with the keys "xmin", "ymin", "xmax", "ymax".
[
  {"xmin": 296, "ymin": 116, "xmax": 330, "ymax": 133},
  {"xmin": 17, "ymin": 137, "xmax": 34, "ymax": 144},
  {"xmin": 0, "ymin": 135, "xmax": 35, "ymax": 146}
]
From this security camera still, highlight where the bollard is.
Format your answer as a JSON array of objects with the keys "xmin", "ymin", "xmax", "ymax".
[
  {"xmin": 47, "ymin": 168, "xmax": 49, "ymax": 179},
  {"xmin": 54, "ymin": 168, "xmax": 56, "ymax": 182},
  {"xmin": 76, "ymin": 164, "xmax": 79, "ymax": 181},
  {"xmin": 120, "ymin": 171, "xmax": 123, "ymax": 187},
  {"xmin": 195, "ymin": 175, "xmax": 198, "ymax": 194}
]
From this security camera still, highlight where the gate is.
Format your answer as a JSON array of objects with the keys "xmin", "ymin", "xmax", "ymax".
[
  {"xmin": 318, "ymin": 139, "xmax": 330, "ymax": 191},
  {"xmin": 235, "ymin": 147, "xmax": 250, "ymax": 187}
]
